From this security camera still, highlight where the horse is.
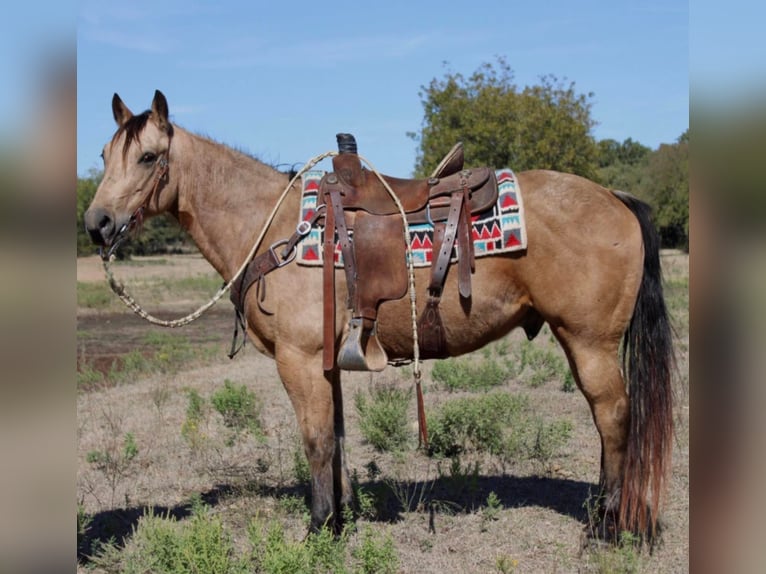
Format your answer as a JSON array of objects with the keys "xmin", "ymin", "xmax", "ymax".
[{"xmin": 84, "ymin": 90, "xmax": 674, "ymax": 541}]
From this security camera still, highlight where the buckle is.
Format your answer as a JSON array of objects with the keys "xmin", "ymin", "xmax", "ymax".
[{"xmin": 269, "ymin": 239, "xmax": 296, "ymax": 268}]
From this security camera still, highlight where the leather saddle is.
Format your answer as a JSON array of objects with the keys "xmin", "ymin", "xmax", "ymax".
[{"xmin": 320, "ymin": 134, "xmax": 499, "ymax": 371}]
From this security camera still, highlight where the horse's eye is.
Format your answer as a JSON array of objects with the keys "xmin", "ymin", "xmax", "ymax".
[{"xmin": 139, "ymin": 152, "xmax": 157, "ymax": 164}]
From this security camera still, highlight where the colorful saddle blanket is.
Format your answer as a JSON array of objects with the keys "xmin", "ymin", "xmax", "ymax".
[{"xmin": 296, "ymin": 169, "xmax": 527, "ymax": 267}]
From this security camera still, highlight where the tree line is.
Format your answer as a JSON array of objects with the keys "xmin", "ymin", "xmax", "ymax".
[{"xmin": 77, "ymin": 59, "xmax": 688, "ymax": 256}]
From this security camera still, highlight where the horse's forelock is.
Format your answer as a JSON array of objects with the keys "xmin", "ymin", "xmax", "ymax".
[{"xmin": 113, "ymin": 110, "xmax": 151, "ymax": 163}]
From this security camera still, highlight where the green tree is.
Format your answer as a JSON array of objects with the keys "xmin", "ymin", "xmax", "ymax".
[
  {"xmin": 409, "ymin": 58, "xmax": 598, "ymax": 178},
  {"xmin": 76, "ymin": 169, "xmax": 101, "ymax": 256},
  {"xmin": 641, "ymin": 131, "xmax": 689, "ymax": 250},
  {"xmin": 596, "ymin": 137, "xmax": 652, "ymax": 193}
]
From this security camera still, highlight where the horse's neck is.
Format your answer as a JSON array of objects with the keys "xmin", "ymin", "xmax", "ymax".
[{"xmin": 171, "ymin": 128, "xmax": 290, "ymax": 281}]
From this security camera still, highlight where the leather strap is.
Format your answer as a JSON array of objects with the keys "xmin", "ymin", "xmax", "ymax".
[
  {"xmin": 327, "ymin": 184, "xmax": 357, "ymax": 308},
  {"xmin": 428, "ymin": 191, "xmax": 464, "ymax": 295},
  {"xmin": 322, "ymin": 185, "xmax": 337, "ymax": 371},
  {"xmin": 229, "ymin": 248, "xmax": 281, "ymax": 315},
  {"xmin": 457, "ymin": 173, "xmax": 474, "ymax": 298}
]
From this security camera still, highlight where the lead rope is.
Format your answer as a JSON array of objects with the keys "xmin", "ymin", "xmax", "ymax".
[{"xmin": 102, "ymin": 149, "xmax": 427, "ymax": 447}]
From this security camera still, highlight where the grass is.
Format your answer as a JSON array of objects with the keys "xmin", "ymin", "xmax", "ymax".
[
  {"xmin": 77, "ymin": 270, "xmax": 222, "ymax": 310},
  {"xmin": 77, "ymin": 281, "xmax": 115, "ymax": 309},
  {"xmin": 77, "ymin": 332, "xmax": 218, "ymax": 390}
]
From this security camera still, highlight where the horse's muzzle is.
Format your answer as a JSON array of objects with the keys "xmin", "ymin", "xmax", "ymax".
[{"xmin": 83, "ymin": 206, "xmax": 116, "ymax": 247}]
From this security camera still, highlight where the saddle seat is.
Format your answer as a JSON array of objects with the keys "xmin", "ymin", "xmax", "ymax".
[
  {"xmin": 318, "ymin": 140, "xmax": 496, "ymax": 223},
  {"xmin": 319, "ymin": 134, "xmax": 499, "ymax": 372}
]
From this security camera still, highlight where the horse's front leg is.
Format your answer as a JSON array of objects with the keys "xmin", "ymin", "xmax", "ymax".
[{"xmin": 275, "ymin": 344, "xmax": 352, "ymax": 532}]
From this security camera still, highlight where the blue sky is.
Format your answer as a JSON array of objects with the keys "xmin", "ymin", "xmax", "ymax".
[{"xmin": 76, "ymin": 0, "xmax": 688, "ymax": 178}]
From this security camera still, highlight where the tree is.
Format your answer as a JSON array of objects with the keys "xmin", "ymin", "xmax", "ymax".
[
  {"xmin": 76, "ymin": 170, "xmax": 100, "ymax": 256},
  {"xmin": 409, "ymin": 58, "xmax": 599, "ymax": 178},
  {"xmin": 641, "ymin": 132, "xmax": 689, "ymax": 251},
  {"xmin": 596, "ymin": 137, "xmax": 652, "ymax": 193}
]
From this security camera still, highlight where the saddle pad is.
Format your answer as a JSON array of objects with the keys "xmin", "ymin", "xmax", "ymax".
[{"xmin": 296, "ymin": 169, "xmax": 527, "ymax": 267}]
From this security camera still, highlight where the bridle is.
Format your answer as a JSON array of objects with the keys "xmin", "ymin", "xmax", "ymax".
[{"xmin": 101, "ymin": 150, "xmax": 170, "ymax": 261}]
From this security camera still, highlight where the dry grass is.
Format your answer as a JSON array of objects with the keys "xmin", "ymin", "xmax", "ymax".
[{"xmin": 77, "ymin": 251, "xmax": 689, "ymax": 572}]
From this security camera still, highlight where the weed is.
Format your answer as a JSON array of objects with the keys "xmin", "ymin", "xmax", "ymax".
[
  {"xmin": 528, "ymin": 418, "xmax": 573, "ymax": 472},
  {"xmin": 150, "ymin": 383, "xmax": 171, "ymax": 418},
  {"xmin": 77, "ymin": 364, "xmax": 104, "ymax": 389},
  {"xmin": 352, "ymin": 525, "xmax": 400, "ymax": 574},
  {"xmin": 93, "ymin": 504, "xmax": 248, "ymax": 574},
  {"xmin": 481, "ymin": 491, "xmax": 503, "ymax": 530},
  {"xmin": 249, "ymin": 516, "xmax": 350, "ymax": 574},
  {"xmin": 211, "ymin": 379, "xmax": 264, "ymax": 443},
  {"xmin": 277, "ymin": 495, "xmax": 309, "ymax": 518},
  {"xmin": 495, "ymin": 554, "xmax": 519, "ymax": 573},
  {"xmin": 515, "ymin": 340, "xmax": 568, "ymax": 387},
  {"xmin": 384, "ymin": 455, "xmax": 437, "ymax": 513},
  {"xmin": 77, "ymin": 503, "xmax": 92, "ymax": 555},
  {"xmin": 586, "ymin": 530, "xmax": 642, "ymax": 573},
  {"xmin": 85, "ymin": 413, "xmax": 138, "ymax": 506},
  {"xmin": 351, "ymin": 469, "xmax": 378, "ymax": 520},
  {"xmin": 561, "ymin": 370, "xmax": 576, "ymax": 392},
  {"xmin": 292, "ymin": 440, "xmax": 311, "ymax": 485},
  {"xmin": 354, "ymin": 383, "xmax": 412, "ymax": 452},
  {"xmin": 438, "ymin": 456, "xmax": 481, "ymax": 503},
  {"xmin": 181, "ymin": 388, "xmax": 207, "ymax": 450}
]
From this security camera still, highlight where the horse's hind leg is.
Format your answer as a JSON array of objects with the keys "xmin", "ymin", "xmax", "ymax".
[
  {"xmin": 275, "ymin": 345, "xmax": 352, "ymax": 532},
  {"xmin": 553, "ymin": 331, "xmax": 629, "ymax": 535}
]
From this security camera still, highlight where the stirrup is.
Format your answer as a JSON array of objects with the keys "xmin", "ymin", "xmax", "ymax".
[{"xmin": 337, "ymin": 318, "xmax": 388, "ymax": 371}]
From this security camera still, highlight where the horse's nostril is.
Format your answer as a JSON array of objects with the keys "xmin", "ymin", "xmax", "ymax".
[
  {"xmin": 99, "ymin": 214, "xmax": 114, "ymax": 234},
  {"xmin": 84, "ymin": 207, "xmax": 115, "ymax": 246}
]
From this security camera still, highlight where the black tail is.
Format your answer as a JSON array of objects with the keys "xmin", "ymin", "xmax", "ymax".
[{"xmin": 613, "ymin": 191, "xmax": 675, "ymax": 537}]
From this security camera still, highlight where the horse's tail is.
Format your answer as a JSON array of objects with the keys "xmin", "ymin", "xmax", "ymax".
[{"xmin": 613, "ymin": 190, "xmax": 675, "ymax": 537}]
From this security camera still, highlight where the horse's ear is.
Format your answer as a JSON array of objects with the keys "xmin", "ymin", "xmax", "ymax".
[
  {"xmin": 151, "ymin": 90, "xmax": 170, "ymax": 132},
  {"xmin": 112, "ymin": 93, "xmax": 133, "ymax": 127}
]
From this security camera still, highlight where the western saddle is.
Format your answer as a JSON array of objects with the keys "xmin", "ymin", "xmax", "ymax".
[
  {"xmin": 229, "ymin": 133, "xmax": 499, "ymax": 371},
  {"xmin": 319, "ymin": 134, "xmax": 498, "ymax": 371}
]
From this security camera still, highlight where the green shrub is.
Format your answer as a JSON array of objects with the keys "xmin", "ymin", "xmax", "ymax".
[
  {"xmin": 249, "ymin": 517, "xmax": 349, "ymax": 574},
  {"xmin": 181, "ymin": 388, "xmax": 207, "ymax": 448},
  {"xmin": 211, "ymin": 380, "xmax": 263, "ymax": 440},
  {"xmin": 354, "ymin": 384, "xmax": 412, "ymax": 452},
  {"xmin": 427, "ymin": 393, "xmax": 529, "ymax": 458},
  {"xmin": 292, "ymin": 440, "xmax": 311, "ymax": 485},
  {"xmin": 515, "ymin": 340, "xmax": 569, "ymax": 387},
  {"xmin": 528, "ymin": 418, "xmax": 573, "ymax": 470},
  {"xmin": 432, "ymin": 356, "xmax": 509, "ymax": 392},
  {"xmin": 86, "ymin": 431, "xmax": 139, "ymax": 507},
  {"xmin": 99, "ymin": 505, "xmax": 247, "ymax": 574},
  {"xmin": 352, "ymin": 526, "xmax": 399, "ymax": 574}
]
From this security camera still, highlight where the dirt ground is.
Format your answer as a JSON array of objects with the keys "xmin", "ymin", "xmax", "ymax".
[{"xmin": 77, "ymin": 254, "xmax": 689, "ymax": 573}]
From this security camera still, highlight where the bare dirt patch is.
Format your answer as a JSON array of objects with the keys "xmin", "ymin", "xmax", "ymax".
[{"xmin": 77, "ymin": 253, "xmax": 689, "ymax": 572}]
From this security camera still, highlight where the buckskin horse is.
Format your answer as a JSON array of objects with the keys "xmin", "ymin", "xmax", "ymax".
[{"xmin": 84, "ymin": 90, "xmax": 674, "ymax": 540}]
